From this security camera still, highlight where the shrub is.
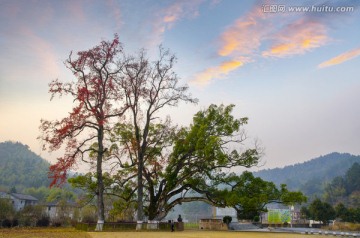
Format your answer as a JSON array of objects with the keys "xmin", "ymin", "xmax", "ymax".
[
  {"xmin": 2, "ymin": 219, "xmax": 12, "ymax": 228},
  {"xmin": 223, "ymin": 216, "xmax": 232, "ymax": 225},
  {"xmin": 12, "ymin": 219, "xmax": 19, "ymax": 227},
  {"xmin": 36, "ymin": 216, "xmax": 50, "ymax": 227}
]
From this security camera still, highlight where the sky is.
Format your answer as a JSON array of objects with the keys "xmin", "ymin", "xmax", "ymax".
[{"xmin": 1, "ymin": 0, "xmax": 360, "ymax": 171}]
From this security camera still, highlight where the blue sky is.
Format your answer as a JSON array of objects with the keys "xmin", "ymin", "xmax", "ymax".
[{"xmin": 1, "ymin": 0, "xmax": 359, "ymax": 170}]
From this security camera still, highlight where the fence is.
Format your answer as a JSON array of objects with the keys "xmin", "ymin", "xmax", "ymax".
[{"xmin": 75, "ymin": 221, "xmax": 199, "ymax": 232}]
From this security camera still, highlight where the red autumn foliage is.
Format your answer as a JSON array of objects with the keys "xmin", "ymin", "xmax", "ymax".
[{"xmin": 39, "ymin": 35, "xmax": 128, "ymax": 187}]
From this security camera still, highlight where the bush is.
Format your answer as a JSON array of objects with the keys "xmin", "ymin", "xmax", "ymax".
[
  {"xmin": 17, "ymin": 205, "xmax": 44, "ymax": 227},
  {"xmin": 12, "ymin": 219, "xmax": 18, "ymax": 227},
  {"xmin": 2, "ymin": 219, "xmax": 12, "ymax": 228},
  {"xmin": 253, "ymin": 216, "xmax": 260, "ymax": 222},
  {"xmin": 80, "ymin": 206, "xmax": 97, "ymax": 223},
  {"xmin": 52, "ymin": 220, "xmax": 63, "ymax": 227},
  {"xmin": 223, "ymin": 216, "xmax": 232, "ymax": 225},
  {"xmin": 36, "ymin": 216, "xmax": 50, "ymax": 227}
]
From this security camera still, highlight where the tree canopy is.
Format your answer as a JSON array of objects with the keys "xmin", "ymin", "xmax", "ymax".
[
  {"xmin": 100, "ymin": 104, "xmax": 261, "ymax": 221},
  {"xmin": 211, "ymin": 171, "xmax": 307, "ymax": 220}
]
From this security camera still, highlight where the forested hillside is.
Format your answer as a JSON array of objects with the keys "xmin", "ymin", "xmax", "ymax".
[
  {"xmin": 0, "ymin": 141, "xmax": 51, "ymax": 191},
  {"xmin": 323, "ymin": 162, "xmax": 360, "ymax": 207},
  {"xmin": 254, "ymin": 152, "xmax": 360, "ymax": 199}
]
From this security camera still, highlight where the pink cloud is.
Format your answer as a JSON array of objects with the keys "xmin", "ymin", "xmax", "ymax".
[
  {"xmin": 105, "ymin": 0, "xmax": 123, "ymax": 31},
  {"xmin": 192, "ymin": 2, "xmax": 270, "ymax": 87},
  {"xmin": 149, "ymin": 0, "xmax": 204, "ymax": 47},
  {"xmin": 191, "ymin": 59, "xmax": 245, "ymax": 86},
  {"xmin": 192, "ymin": 1, "xmax": 335, "ymax": 87},
  {"xmin": 318, "ymin": 47, "xmax": 360, "ymax": 68},
  {"xmin": 66, "ymin": 0, "xmax": 87, "ymax": 23},
  {"xmin": 262, "ymin": 19, "xmax": 328, "ymax": 58},
  {"xmin": 4, "ymin": 27, "xmax": 61, "ymax": 81},
  {"xmin": 218, "ymin": 5, "xmax": 270, "ymax": 57}
]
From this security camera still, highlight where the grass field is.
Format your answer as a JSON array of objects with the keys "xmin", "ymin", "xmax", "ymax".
[
  {"xmin": 0, "ymin": 227, "xmax": 91, "ymax": 238},
  {"xmin": 0, "ymin": 228, "xmax": 336, "ymax": 238},
  {"xmin": 88, "ymin": 231, "xmax": 325, "ymax": 238}
]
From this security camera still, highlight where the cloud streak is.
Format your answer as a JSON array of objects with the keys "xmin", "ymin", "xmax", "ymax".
[
  {"xmin": 262, "ymin": 19, "xmax": 328, "ymax": 58},
  {"xmin": 192, "ymin": 4, "xmax": 268, "ymax": 86},
  {"xmin": 318, "ymin": 47, "xmax": 360, "ymax": 68},
  {"xmin": 218, "ymin": 6, "xmax": 268, "ymax": 57},
  {"xmin": 148, "ymin": 0, "xmax": 204, "ymax": 47},
  {"xmin": 105, "ymin": 0, "xmax": 122, "ymax": 31},
  {"xmin": 191, "ymin": 60, "xmax": 244, "ymax": 86},
  {"xmin": 191, "ymin": 1, "xmax": 340, "ymax": 87}
]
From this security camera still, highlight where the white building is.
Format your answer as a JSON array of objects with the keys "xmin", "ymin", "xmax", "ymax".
[
  {"xmin": 44, "ymin": 200, "xmax": 80, "ymax": 222},
  {"xmin": 0, "ymin": 192, "xmax": 38, "ymax": 211},
  {"xmin": 213, "ymin": 207, "xmax": 238, "ymax": 222}
]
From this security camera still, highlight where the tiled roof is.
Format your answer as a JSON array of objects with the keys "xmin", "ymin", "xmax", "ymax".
[
  {"xmin": 10, "ymin": 193, "xmax": 38, "ymax": 201},
  {"xmin": 45, "ymin": 200, "xmax": 79, "ymax": 207}
]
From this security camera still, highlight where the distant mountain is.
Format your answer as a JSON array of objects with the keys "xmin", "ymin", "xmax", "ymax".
[
  {"xmin": 254, "ymin": 152, "xmax": 360, "ymax": 198},
  {"xmin": 0, "ymin": 141, "xmax": 51, "ymax": 192}
]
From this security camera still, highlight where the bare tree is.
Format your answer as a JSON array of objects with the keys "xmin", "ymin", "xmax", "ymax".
[{"xmin": 116, "ymin": 47, "xmax": 197, "ymax": 227}]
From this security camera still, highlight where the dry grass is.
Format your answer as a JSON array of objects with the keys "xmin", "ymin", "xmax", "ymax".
[
  {"xmin": 88, "ymin": 230, "xmax": 326, "ymax": 238},
  {"xmin": 0, "ymin": 228, "xmax": 340, "ymax": 238},
  {"xmin": 0, "ymin": 227, "xmax": 91, "ymax": 238},
  {"xmin": 327, "ymin": 222, "xmax": 360, "ymax": 231}
]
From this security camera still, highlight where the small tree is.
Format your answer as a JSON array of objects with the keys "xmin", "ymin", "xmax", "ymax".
[
  {"xmin": 335, "ymin": 203, "xmax": 349, "ymax": 221},
  {"xmin": 9, "ymin": 187, "xmax": 17, "ymax": 193},
  {"xmin": 217, "ymin": 172, "xmax": 307, "ymax": 221},
  {"xmin": 300, "ymin": 206, "xmax": 310, "ymax": 222},
  {"xmin": 0, "ymin": 198, "xmax": 15, "ymax": 221},
  {"xmin": 309, "ymin": 198, "xmax": 336, "ymax": 225}
]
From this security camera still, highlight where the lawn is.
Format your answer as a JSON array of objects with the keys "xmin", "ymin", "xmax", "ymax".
[
  {"xmin": 0, "ymin": 228, "xmax": 331, "ymax": 238},
  {"xmin": 88, "ymin": 230, "xmax": 326, "ymax": 238},
  {"xmin": 0, "ymin": 227, "xmax": 91, "ymax": 238}
]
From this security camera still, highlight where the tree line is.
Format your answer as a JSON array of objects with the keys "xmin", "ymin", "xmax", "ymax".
[
  {"xmin": 299, "ymin": 163, "xmax": 360, "ymax": 225},
  {"xmin": 301, "ymin": 199, "xmax": 360, "ymax": 225}
]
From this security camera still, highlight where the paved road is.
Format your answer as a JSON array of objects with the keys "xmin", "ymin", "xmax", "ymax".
[
  {"xmin": 229, "ymin": 223, "xmax": 360, "ymax": 237},
  {"xmin": 277, "ymin": 227, "xmax": 359, "ymax": 236}
]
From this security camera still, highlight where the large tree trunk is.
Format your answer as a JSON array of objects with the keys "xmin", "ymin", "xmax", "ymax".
[
  {"xmin": 136, "ymin": 154, "xmax": 144, "ymax": 230},
  {"xmin": 95, "ymin": 127, "xmax": 105, "ymax": 231}
]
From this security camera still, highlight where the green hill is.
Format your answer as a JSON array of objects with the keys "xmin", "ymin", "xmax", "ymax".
[
  {"xmin": 254, "ymin": 152, "xmax": 360, "ymax": 198},
  {"xmin": 0, "ymin": 141, "xmax": 51, "ymax": 192}
]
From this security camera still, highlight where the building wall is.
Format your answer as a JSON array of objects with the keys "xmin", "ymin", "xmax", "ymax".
[
  {"xmin": 214, "ymin": 207, "xmax": 238, "ymax": 222},
  {"xmin": 12, "ymin": 198, "xmax": 25, "ymax": 211},
  {"xmin": 44, "ymin": 205, "xmax": 79, "ymax": 222}
]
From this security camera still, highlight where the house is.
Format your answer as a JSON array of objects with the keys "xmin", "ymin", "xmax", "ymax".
[
  {"xmin": 0, "ymin": 191, "xmax": 38, "ymax": 211},
  {"xmin": 44, "ymin": 200, "xmax": 80, "ymax": 222},
  {"xmin": 10, "ymin": 193, "xmax": 38, "ymax": 211},
  {"xmin": 213, "ymin": 206, "xmax": 238, "ymax": 222},
  {"xmin": 260, "ymin": 203, "xmax": 301, "ymax": 225}
]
